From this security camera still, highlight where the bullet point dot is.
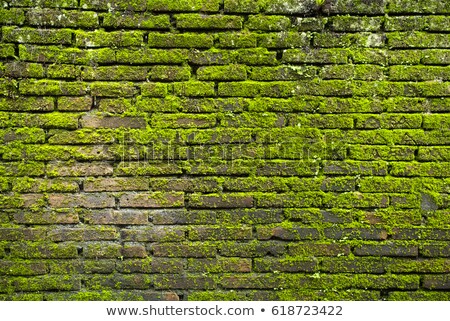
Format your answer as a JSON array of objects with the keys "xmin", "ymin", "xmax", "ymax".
[{"xmin": 261, "ymin": 309, "xmax": 265, "ymax": 312}]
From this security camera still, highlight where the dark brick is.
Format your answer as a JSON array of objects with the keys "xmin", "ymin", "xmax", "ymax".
[
  {"xmin": 152, "ymin": 243, "xmax": 216, "ymax": 257},
  {"xmin": 354, "ymin": 244, "xmax": 418, "ymax": 257},
  {"xmin": 423, "ymin": 275, "xmax": 450, "ymax": 290},
  {"xmin": 154, "ymin": 274, "xmax": 216, "ymax": 290}
]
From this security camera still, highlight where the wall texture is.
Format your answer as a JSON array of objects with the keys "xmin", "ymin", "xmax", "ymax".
[{"xmin": 0, "ymin": 0, "xmax": 449, "ymax": 301}]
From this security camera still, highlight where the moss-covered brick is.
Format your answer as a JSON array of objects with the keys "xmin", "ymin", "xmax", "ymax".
[
  {"xmin": 151, "ymin": 113, "xmax": 216, "ymax": 129},
  {"xmin": 19, "ymin": 79, "xmax": 87, "ymax": 96},
  {"xmin": 99, "ymin": 98, "xmax": 133, "ymax": 113},
  {"xmin": 314, "ymin": 32, "xmax": 385, "ymax": 48},
  {"xmin": 19, "ymin": 44, "xmax": 116, "ymax": 65},
  {"xmin": 75, "ymin": 30, "xmax": 143, "ymax": 48},
  {"xmin": 331, "ymin": 16, "xmax": 383, "ymax": 32},
  {"xmin": 0, "ymin": 44, "xmax": 15, "ymax": 58},
  {"xmin": 10, "ymin": 242, "xmax": 78, "ymax": 259},
  {"xmin": 293, "ymin": 17, "xmax": 327, "ymax": 32},
  {"xmin": 324, "ymin": 192, "xmax": 388, "ymax": 208},
  {"xmin": 218, "ymin": 241, "xmax": 285, "ymax": 257},
  {"xmin": 349, "ymin": 145, "xmax": 416, "ymax": 161},
  {"xmin": 175, "ymin": 14, "xmax": 243, "ymax": 30},
  {"xmin": 354, "ymin": 244, "xmax": 418, "ymax": 257},
  {"xmin": 359, "ymin": 177, "xmax": 414, "ymax": 193},
  {"xmin": 188, "ymin": 227, "xmax": 252, "ymax": 241},
  {"xmin": 421, "ymin": 243, "xmax": 450, "ymax": 257},
  {"xmin": 153, "ymin": 242, "xmax": 216, "ymax": 257},
  {"xmin": 0, "ymin": 228, "xmax": 46, "ymax": 241},
  {"xmin": 423, "ymin": 114, "xmax": 450, "ymax": 129},
  {"xmin": 255, "ymin": 192, "xmax": 322, "ymax": 208},
  {"xmin": 82, "ymin": 66, "xmax": 148, "ymax": 81},
  {"xmin": 197, "ymin": 65, "xmax": 247, "ymax": 81},
  {"xmin": 84, "ymin": 177, "xmax": 148, "ymax": 192},
  {"xmin": 187, "ymin": 258, "xmax": 251, "ymax": 273},
  {"xmin": 390, "ymin": 162, "xmax": 450, "ymax": 177},
  {"xmin": 283, "ymin": 48, "xmax": 349, "ymax": 64},
  {"xmin": 217, "ymin": 32, "xmax": 258, "ymax": 48},
  {"xmin": 2, "ymin": 27, "xmax": 73, "ymax": 45},
  {"xmin": 83, "ymin": 243, "xmax": 122, "ymax": 259},
  {"xmin": 350, "ymin": 49, "xmax": 388, "ymax": 65},
  {"xmin": 9, "ymin": 0, "xmax": 78, "ymax": 7},
  {"xmin": 265, "ymin": 0, "xmax": 320, "ymax": 14},
  {"xmin": 6, "ymin": 275, "xmax": 81, "ymax": 292},
  {"xmin": 321, "ymin": 257, "xmax": 387, "ymax": 274},
  {"xmin": 218, "ymin": 81, "xmax": 261, "ymax": 97},
  {"xmin": 257, "ymin": 226, "xmax": 320, "ymax": 240},
  {"xmin": 102, "ymin": 13, "xmax": 170, "ymax": 29},
  {"xmin": 119, "ymin": 192, "xmax": 184, "ymax": 208},
  {"xmin": 220, "ymin": 112, "xmax": 284, "ymax": 128},
  {"xmin": 2, "ymin": 112, "xmax": 80, "ymax": 129},
  {"xmin": 12, "ymin": 178, "xmax": 79, "ymax": 193},
  {"xmin": 57, "ymin": 96, "xmax": 91, "ymax": 111},
  {"xmin": 147, "ymin": 33, "xmax": 213, "ymax": 48},
  {"xmin": 417, "ymin": 147, "xmax": 450, "ymax": 161},
  {"xmin": 389, "ymin": 291, "xmax": 450, "ymax": 301},
  {"xmin": 224, "ymin": 0, "xmax": 263, "ymax": 13},
  {"xmin": 149, "ymin": 65, "xmax": 191, "ymax": 81},
  {"xmin": 253, "ymin": 257, "xmax": 317, "ymax": 272},
  {"xmin": 148, "ymin": 0, "xmax": 220, "ymax": 12},
  {"xmin": 116, "ymin": 48, "xmax": 188, "ymax": 64},
  {"xmin": 48, "ymin": 129, "xmax": 116, "ymax": 144},
  {"xmin": 388, "ymin": 0, "xmax": 450, "ymax": 14},
  {"xmin": 234, "ymin": 48, "xmax": 279, "ymax": 65},
  {"xmin": 154, "ymin": 274, "xmax": 216, "ymax": 290},
  {"xmin": 251, "ymin": 66, "xmax": 317, "ymax": 81},
  {"xmin": 290, "ymin": 114, "xmax": 353, "ymax": 129},
  {"xmin": 90, "ymin": 82, "xmax": 137, "ymax": 97},
  {"xmin": 421, "ymin": 49, "xmax": 450, "ymax": 65},
  {"xmin": 258, "ymin": 32, "xmax": 310, "ymax": 49},
  {"xmin": 386, "ymin": 16, "xmax": 450, "ymax": 32},
  {"xmin": 0, "ymin": 8, "xmax": 25, "ymax": 25},
  {"xmin": 27, "ymin": 9, "xmax": 98, "ymax": 28},
  {"xmin": 388, "ymin": 50, "xmax": 427, "ymax": 65},
  {"xmin": 47, "ymin": 64, "xmax": 80, "ymax": 79},
  {"xmin": 0, "ymin": 260, "xmax": 48, "ymax": 276},
  {"xmin": 79, "ymin": 0, "xmax": 147, "ymax": 11},
  {"xmin": 0, "ymin": 162, "xmax": 45, "ymax": 177},
  {"xmin": 114, "ymin": 161, "xmax": 181, "ymax": 175},
  {"xmin": 173, "ymin": 81, "xmax": 215, "ymax": 97},
  {"xmin": 223, "ymin": 177, "xmax": 290, "ymax": 192},
  {"xmin": 388, "ymin": 32, "xmax": 450, "ymax": 48},
  {"xmin": 188, "ymin": 49, "xmax": 234, "ymax": 65},
  {"xmin": 186, "ymin": 97, "xmax": 247, "ymax": 113},
  {"xmin": 140, "ymin": 82, "xmax": 169, "ymax": 97},
  {"xmin": 323, "ymin": 227, "xmax": 388, "ymax": 241},
  {"xmin": 151, "ymin": 177, "xmax": 219, "ymax": 192},
  {"xmin": 389, "ymin": 65, "xmax": 450, "ymax": 81},
  {"xmin": 135, "ymin": 96, "xmax": 179, "ymax": 112},
  {"xmin": 0, "ymin": 97, "xmax": 54, "ymax": 111},
  {"xmin": 247, "ymin": 15, "xmax": 291, "ymax": 31},
  {"xmin": 189, "ymin": 193, "xmax": 253, "ymax": 208},
  {"xmin": 46, "ymin": 161, "xmax": 112, "ymax": 177}
]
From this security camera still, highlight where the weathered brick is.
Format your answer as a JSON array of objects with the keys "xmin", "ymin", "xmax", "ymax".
[
  {"xmin": 154, "ymin": 274, "xmax": 216, "ymax": 290},
  {"xmin": 47, "ymin": 161, "xmax": 113, "ymax": 177},
  {"xmin": 27, "ymin": 9, "xmax": 98, "ymax": 28},
  {"xmin": 11, "ymin": 242, "xmax": 78, "ymax": 259},
  {"xmin": 189, "ymin": 193, "xmax": 253, "ymax": 208},
  {"xmin": 189, "ymin": 227, "xmax": 252, "ymax": 240},
  {"xmin": 2, "ymin": 27, "xmax": 72, "ymax": 45},
  {"xmin": 121, "ymin": 227, "xmax": 185, "ymax": 242},
  {"xmin": 119, "ymin": 192, "xmax": 184, "ymax": 208},
  {"xmin": 153, "ymin": 243, "xmax": 216, "ymax": 257},
  {"xmin": 423, "ymin": 275, "xmax": 450, "ymax": 290},
  {"xmin": 48, "ymin": 193, "xmax": 115, "ymax": 208},
  {"xmin": 102, "ymin": 13, "xmax": 170, "ymax": 29}
]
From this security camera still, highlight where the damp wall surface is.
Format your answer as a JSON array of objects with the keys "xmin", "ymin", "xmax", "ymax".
[{"xmin": 0, "ymin": 0, "xmax": 449, "ymax": 301}]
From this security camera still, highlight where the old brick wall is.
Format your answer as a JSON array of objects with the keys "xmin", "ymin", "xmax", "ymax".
[{"xmin": 0, "ymin": 0, "xmax": 449, "ymax": 301}]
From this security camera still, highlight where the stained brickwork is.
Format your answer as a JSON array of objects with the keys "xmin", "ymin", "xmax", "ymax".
[{"xmin": 0, "ymin": 0, "xmax": 449, "ymax": 301}]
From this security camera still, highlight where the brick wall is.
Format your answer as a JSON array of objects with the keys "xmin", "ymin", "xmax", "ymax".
[{"xmin": 0, "ymin": 0, "xmax": 449, "ymax": 301}]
